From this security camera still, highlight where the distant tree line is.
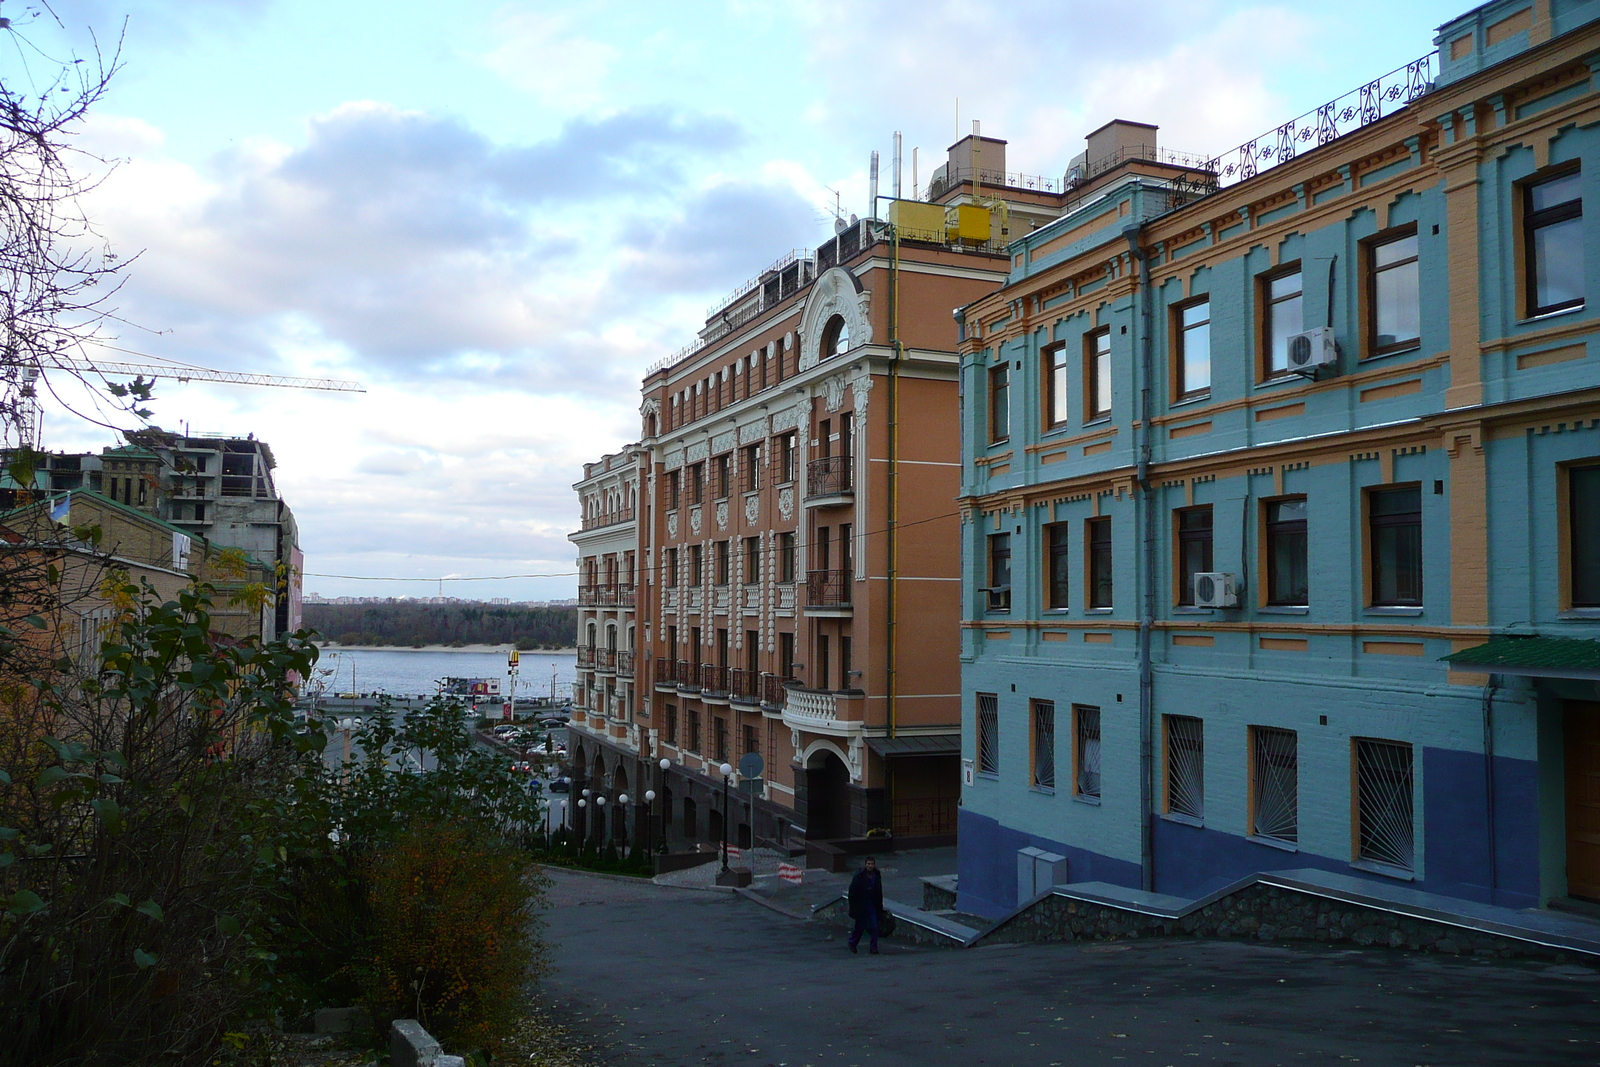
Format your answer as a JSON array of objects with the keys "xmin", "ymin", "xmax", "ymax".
[{"xmin": 304, "ymin": 602, "xmax": 577, "ymax": 649}]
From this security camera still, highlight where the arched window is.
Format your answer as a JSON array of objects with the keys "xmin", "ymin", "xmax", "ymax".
[{"xmin": 820, "ymin": 314, "xmax": 849, "ymax": 360}]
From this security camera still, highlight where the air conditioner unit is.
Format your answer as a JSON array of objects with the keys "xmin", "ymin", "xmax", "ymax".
[
  {"xmin": 1286, "ymin": 326, "xmax": 1337, "ymax": 376},
  {"xmin": 1193, "ymin": 572, "xmax": 1238, "ymax": 609}
]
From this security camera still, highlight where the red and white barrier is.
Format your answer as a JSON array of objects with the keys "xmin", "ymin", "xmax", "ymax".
[{"xmin": 778, "ymin": 862, "xmax": 803, "ymax": 885}]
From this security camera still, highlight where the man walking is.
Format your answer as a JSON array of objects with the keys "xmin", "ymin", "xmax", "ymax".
[{"xmin": 847, "ymin": 855, "xmax": 884, "ymax": 955}]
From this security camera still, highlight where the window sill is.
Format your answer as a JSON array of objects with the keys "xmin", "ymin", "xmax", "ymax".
[
  {"xmin": 988, "ymin": 439, "xmax": 1011, "ymax": 448},
  {"xmin": 1558, "ymin": 609, "xmax": 1600, "ymax": 619},
  {"xmin": 1043, "ymin": 608, "xmax": 1072, "ymax": 615},
  {"xmin": 1255, "ymin": 372, "xmax": 1306, "ymax": 389},
  {"xmin": 1247, "ymin": 834, "xmax": 1299, "ymax": 853},
  {"xmin": 1364, "ymin": 606, "xmax": 1424, "ymax": 616},
  {"xmin": 1084, "ymin": 416, "xmax": 1112, "ymax": 428},
  {"xmin": 1518, "ymin": 303, "xmax": 1585, "ymax": 326},
  {"xmin": 1084, "ymin": 607, "xmax": 1114, "ymax": 615},
  {"xmin": 1361, "ymin": 343, "xmax": 1422, "ymax": 362},
  {"xmin": 1259, "ymin": 605, "xmax": 1310, "ymax": 615},
  {"xmin": 1172, "ymin": 606, "xmax": 1215, "ymax": 615},
  {"xmin": 1072, "ymin": 793, "xmax": 1102, "ymax": 807},
  {"xmin": 976, "ymin": 771, "xmax": 999, "ymax": 782},
  {"xmin": 1350, "ymin": 858, "xmax": 1415, "ymax": 882},
  {"xmin": 1030, "ymin": 785, "xmax": 1056, "ymax": 796},
  {"xmin": 1171, "ymin": 392, "xmax": 1211, "ymax": 408},
  {"xmin": 1161, "ymin": 812, "xmax": 1204, "ymax": 828}
]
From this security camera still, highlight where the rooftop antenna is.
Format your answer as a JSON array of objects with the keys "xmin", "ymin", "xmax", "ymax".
[{"xmin": 912, "ymin": 147, "xmax": 919, "ymax": 201}]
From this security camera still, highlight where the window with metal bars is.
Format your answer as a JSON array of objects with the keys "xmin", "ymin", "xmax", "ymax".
[
  {"xmin": 1074, "ymin": 705, "xmax": 1101, "ymax": 799},
  {"xmin": 976, "ymin": 693, "xmax": 999, "ymax": 776},
  {"xmin": 1250, "ymin": 727, "xmax": 1298, "ymax": 844},
  {"xmin": 1355, "ymin": 738, "xmax": 1414, "ymax": 872},
  {"xmin": 1164, "ymin": 715, "xmax": 1204, "ymax": 820},
  {"xmin": 1032, "ymin": 700, "xmax": 1055, "ymax": 791}
]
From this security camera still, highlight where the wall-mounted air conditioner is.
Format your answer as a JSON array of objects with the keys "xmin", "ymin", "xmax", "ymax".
[
  {"xmin": 1193, "ymin": 572, "xmax": 1238, "ymax": 609},
  {"xmin": 1286, "ymin": 327, "xmax": 1337, "ymax": 376}
]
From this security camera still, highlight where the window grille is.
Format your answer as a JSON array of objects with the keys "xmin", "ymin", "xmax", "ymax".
[
  {"xmin": 1074, "ymin": 705, "xmax": 1101, "ymax": 798},
  {"xmin": 1032, "ymin": 701, "xmax": 1055, "ymax": 790},
  {"xmin": 1356, "ymin": 738, "xmax": 1413, "ymax": 871},
  {"xmin": 1164, "ymin": 715, "xmax": 1204, "ymax": 819},
  {"xmin": 976, "ymin": 693, "xmax": 999, "ymax": 776},
  {"xmin": 1250, "ymin": 727, "xmax": 1298, "ymax": 843}
]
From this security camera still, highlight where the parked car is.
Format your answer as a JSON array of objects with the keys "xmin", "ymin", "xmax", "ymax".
[
  {"xmin": 548, "ymin": 777, "xmax": 570, "ymax": 793},
  {"xmin": 511, "ymin": 761, "xmax": 532, "ymax": 773}
]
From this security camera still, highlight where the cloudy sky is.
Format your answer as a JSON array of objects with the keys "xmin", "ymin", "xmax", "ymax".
[{"xmin": 18, "ymin": 0, "xmax": 1461, "ymax": 601}]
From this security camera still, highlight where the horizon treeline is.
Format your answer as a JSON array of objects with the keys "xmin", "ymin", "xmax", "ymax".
[{"xmin": 304, "ymin": 601, "xmax": 578, "ymax": 649}]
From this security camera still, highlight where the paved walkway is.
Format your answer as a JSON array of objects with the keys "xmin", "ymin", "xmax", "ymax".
[{"xmin": 540, "ymin": 865, "xmax": 1600, "ymax": 1066}]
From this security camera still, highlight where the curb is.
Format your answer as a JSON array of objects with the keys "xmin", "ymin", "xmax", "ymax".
[{"xmin": 734, "ymin": 887, "xmax": 813, "ymax": 920}]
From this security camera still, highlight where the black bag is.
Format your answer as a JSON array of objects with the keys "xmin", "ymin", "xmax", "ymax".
[{"xmin": 878, "ymin": 909, "xmax": 897, "ymax": 937}]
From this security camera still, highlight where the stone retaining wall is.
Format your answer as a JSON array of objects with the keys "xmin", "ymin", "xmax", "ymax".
[{"xmin": 982, "ymin": 883, "xmax": 1589, "ymax": 962}]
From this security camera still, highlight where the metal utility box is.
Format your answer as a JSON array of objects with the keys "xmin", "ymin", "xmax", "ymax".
[
  {"xmin": 1017, "ymin": 846, "xmax": 1068, "ymax": 903},
  {"xmin": 946, "ymin": 203, "xmax": 993, "ymax": 242},
  {"xmin": 887, "ymin": 200, "xmax": 947, "ymax": 242}
]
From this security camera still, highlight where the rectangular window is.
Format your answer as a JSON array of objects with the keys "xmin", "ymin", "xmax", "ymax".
[
  {"xmin": 976, "ymin": 692, "xmax": 999, "ymax": 776},
  {"xmin": 1086, "ymin": 329, "xmax": 1112, "ymax": 420},
  {"xmin": 714, "ymin": 454, "xmax": 731, "ymax": 499},
  {"xmin": 667, "ymin": 470, "xmax": 681, "ymax": 509},
  {"xmin": 839, "ymin": 522, "xmax": 853, "ymax": 580},
  {"xmin": 1088, "ymin": 517, "xmax": 1113, "ymax": 609},
  {"xmin": 715, "ymin": 540, "xmax": 730, "ymax": 585},
  {"xmin": 815, "ymin": 526, "xmax": 831, "ymax": 571},
  {"xmin": 689, "ymin": 463, "xmax": 705, "ymax": 505},
  {"xmin": 1266, "ymin": 498, "xmax": 1309, "ymax": 606},
  {"xmin": 840, "ymin": 635, "xmax": 852, "ymax": 689},
  {"xmin": 778, "ymin": 532, "xmax": 796, "ymax": 583},
  {"xmin": 1525, "ymin": 169, "xmax": 1584, "ymax": 317},
  {"xmin": 774, "ymin": 432, "xmax": 797, "ymax": 484},
  {"xmin": 1355, "ymin": 738, "xmax": 1414, "ymax": 872},
  {"xmin": 742, "ymin": 536, "xmax": 760, "ymax": 585},
  {"xmin": 1045, "ymin": 343, "xmax": 1070, "ymax": 428},
  {"xmin": 779, "ymin": 631, "xmax": 795, "ymax": 679},
  {"xmin": 1264, "ymin": 268, "xmax": 1303, "ymax": 376},
  {"xmin": 689, "ymin": 543, "xmax": 704, "ymax": 586},
  {"xmin": 664, "ymin": 703, "xmax": 677, "ymax": 745},
  {"xmin": 817, "ymin": 635, "xmax": 830, "ymax": 690},
  {"xmin": 1370, "ymin": 486, "xmax": 1422, "ymax": 606},
  {"xmin": 688, "ymin": 708, "xmax": 702, "ymax": 754},
  {"xmin": 989, "ymin": 364, "xmax": 1010, "ymax": 442},
  {"xmin": 1074, "ymin": 705, "xmax": 1101, "ymax": 799},
  {"xmin": 714, "ymin": 716, "xmax": 728, "ymax": 762},
  {"xmin": 1177, "ymin": 299, "xmax": 1211, "ymax": 398},
  {"xmin": 1250, "ymin": 726, "xmax": 1298, "ymax": 844},
  {"xmin": 1176, "ymin": 506, "xmax": 1214, "ymax": 606},
  {"xmin": 1031, "ymin": 700, "xmax": 1056, "ymax": 791},
  {"xmin": 742, "ymin": 444, "xmax": 762, "ymax": 493},
  {"xmin": 1572, "ymin": 464, "xmax": 1600, "ymax": 607},
  {"xmin": 839, "ymin": 412, "xmax": 853, "ymax": 462},
  {"xmin": 667, "ymin": 625, "xmax": 677, "ymax": 658},
  {"xmin": 743, "ymin": 722, "xmax": 759, "ymax": 756},
  {"xmin": 665, "ymin": 547, "xmax": 679, "ymax": 587},
  {"xmin": 1369, "ymin": 231, "xmax": 1420, "ymax": 354},
  {"xmin": 1164, "ymin": 714, "xmax": 1204, "ymax": 820},
  {"xmin": 987, "ymin": 532, "xmax": 1012, "ymax": 612},
  {"xmin": 1047, "ymin": 523, "xmax": 1071, "ymax": 609},
  {"xmin": 745, "ymin": 631, "xmax": 759, "ymax": 674}
]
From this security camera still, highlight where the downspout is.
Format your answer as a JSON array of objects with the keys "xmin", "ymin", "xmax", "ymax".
[
  {"xmin": 1123, "ymin": 224, "xmax": 1157, "ymax": 894},
  {"xmin": 1482, "ymin": 674, "xmax": 1500, "ymax": 901},
  {"xmin": 888, "ymin": 222, "xmax": 902, "ymax": 742}
]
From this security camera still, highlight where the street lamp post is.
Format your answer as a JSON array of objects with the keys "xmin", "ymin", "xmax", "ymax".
[
  {"xmin": 719, "ymin": 762, "xmax": 733, "ymax": 875},
  {"xmin": 643, "ymin": 789, "xmax": 656, "ymax": 856},
  {"xmin": 658, "ymin": 757, "xmax": 671, "ymax": 854},
  {"xmin": 617, "ymin": 793, "xmax": 629, "ymax": 853}
]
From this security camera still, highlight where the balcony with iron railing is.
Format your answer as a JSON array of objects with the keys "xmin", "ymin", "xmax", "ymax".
[
  {"xmin": 614, "ymin": 650, "xmax": 634, "ymax": 677},
  {"xmin": 728, "ymin": 668, "xmax": 761, "ymax": 704},
  {"xmin": 581, "ymin": 507, "xmax": 634, "ymax": 531},
  {"xmin": 761, "ymin": 673, "xmax": 789, "ymax": 709},
  {"xmin": 655, "ymin": 657, "xmax": 677, "ymax": 688},
  {"xmin": 595, "ymin": 648, "xmax": 617, "ymax": 673},
  {"xmin": 699, "ymin": 664, "xmax": 729, "ymax": 699},
  {"xmin": 806, "ymin": 454, "xmax": 853, "ymax": 506},
  {"xmin": 676, "ymin": 660, "xmax": 699, "ymax": 691},
  {"xmin": 576, "ymin": 645, "xmax": 597, "ymax": 668},
  {"xmin": 804, "ymin": 569, "xmax": 852, "ymax": 615}
]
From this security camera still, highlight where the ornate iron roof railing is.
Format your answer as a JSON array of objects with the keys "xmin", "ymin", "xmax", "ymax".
[{"xmin": 1203, "ymin": 52, "xmax": 1436, "ymax": 189}]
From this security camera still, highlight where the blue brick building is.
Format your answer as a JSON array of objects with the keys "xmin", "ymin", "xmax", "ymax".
[{"xmin": 955, "ymin": 0, "xmax": 1600, "ymax": 919}]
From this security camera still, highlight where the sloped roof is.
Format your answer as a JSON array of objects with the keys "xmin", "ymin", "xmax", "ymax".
[{"xmin": 1441, "ymin": 637, "xmax": 1600, "ymax": 680}]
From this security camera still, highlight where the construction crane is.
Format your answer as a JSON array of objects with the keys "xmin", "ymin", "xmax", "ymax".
[{"xmin": 4, "ymin": 347, "xmax": 366, "ymax": 449}]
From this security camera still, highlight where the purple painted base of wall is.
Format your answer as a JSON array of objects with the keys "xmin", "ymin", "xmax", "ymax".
[{"xmin": 956, "ymin": 808, "xmax": 1140, "ymax": 918}]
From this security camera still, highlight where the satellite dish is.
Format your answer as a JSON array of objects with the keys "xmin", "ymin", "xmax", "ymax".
[{"xmin": 834, "ymin": 216, "xmax": 848, "ymax": 235}]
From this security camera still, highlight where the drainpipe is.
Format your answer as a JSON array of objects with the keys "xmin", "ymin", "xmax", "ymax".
[
  {"xmin": 1123, "ymin": 224, "xmax": 1157, "ymax": 894},
  {"xmin": 1482, "ymin": 674, "xmax": 1500, "ymax": 902}
]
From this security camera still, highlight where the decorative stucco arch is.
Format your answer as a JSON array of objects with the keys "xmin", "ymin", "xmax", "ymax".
[{"xmin": 797, "ymin": 267, "xmax": 872, "ymax": 373}]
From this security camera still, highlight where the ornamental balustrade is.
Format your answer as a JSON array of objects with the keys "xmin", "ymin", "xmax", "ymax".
[
  {"xmin": 806, "ymin": 455, "xmax": 852, "ymax": 497},
  {"xmin": 806, "ymin": 569, "xmax": 852, "ymax": 607},
  {"xmin": 699, "ymin": 664, "xmax": 729, "ymax": 694}
]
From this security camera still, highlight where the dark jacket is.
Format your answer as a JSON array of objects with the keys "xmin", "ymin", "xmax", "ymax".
[{"xmin": 847, "ymin": 867, "xmax": 884, "ymax": 920}]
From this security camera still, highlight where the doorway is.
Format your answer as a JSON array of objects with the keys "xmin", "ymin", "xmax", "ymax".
[
  {"xmin": 805, "ymin": 750, "xmax": 850, "ymax": 840},
  {"xmin": 1565, "ymin": 701, "xmax": 1600, "ymax": 902}
]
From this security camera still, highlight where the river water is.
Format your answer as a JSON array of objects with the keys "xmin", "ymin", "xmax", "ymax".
[{"xmin": 309, "ymin": 648, "xmax": 577, "ymax": 702}]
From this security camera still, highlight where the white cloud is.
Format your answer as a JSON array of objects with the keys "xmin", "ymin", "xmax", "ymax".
[{"xmin": 480, "ymin": 8, "xmax": 620, "ymax": 111}]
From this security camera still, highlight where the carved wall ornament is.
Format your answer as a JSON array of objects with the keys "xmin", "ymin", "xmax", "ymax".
[
  {"xmin": 712, "ymin": 430, "xmax": 738, "ymax": 454},
  {"xmin": 744, "ymin": 494, "xmax": 760, "ymax": 525},
  {"xmin": 685, "ymin": 440, "xmax": 709, "ymax": 464},
  {"xmin": 689, "ymin": 507, "xmax": 702, "ymax": 535},
  {"xmin": 797, "ymin": 267, "xmax": 873, "ymax": 372},
  {"xmin": 823, "ymin": 374, "xmax": 848, "ymax": 413},
  {"xmin": 850, "ymin": 369, "xmax": 873, "ymax": 413},
  {"xmin": 777, "ymin": 487, "xmax": 795, "ymax": 520},
  {"xmin": 770, "ymin": 405, "xmax": 802, "ymax": 434},
  {"xmin": 715, "ymin": 500, "xmax": 729, "ymax": 530},
  {"xmin": 739, "ymin": 418, "xmax": 769, "ymax": 445},
  {"xmin": 640, "ymin": 397, "xmax": 661, "ymax": 417},
  {"xmin": 666, "ymin": 512, "xmax": 679, "ymax": 538},
  {"xmin": 663, "ymin": 448, "xmax": 684, "ymax": 471}
]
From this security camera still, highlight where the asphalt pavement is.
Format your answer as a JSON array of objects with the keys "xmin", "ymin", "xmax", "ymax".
[{"xmin": 539, "ymin": 866, "xmax": 1600, "ymax": 1067}]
